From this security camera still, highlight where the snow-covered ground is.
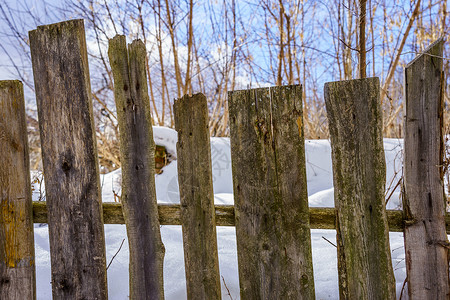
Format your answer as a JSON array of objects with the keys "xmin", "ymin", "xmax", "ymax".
[{"xmin": 33, "ymin": 127, "xmax": 409, "ymax": 299}]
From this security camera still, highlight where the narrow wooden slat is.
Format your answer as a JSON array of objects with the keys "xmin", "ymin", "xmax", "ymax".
[
  {"xmin": 324, "ymin": 77, "xmax": 395, "ymax": 299},
  {"xmin": 29, "ymin": 20, "xmax": 108, "ymax": 299},
  {"xmin": 0, "ymin": 81, "xmax": 36, "ymax": 299},
  {"xmin": 32, "ymin": 202, "xmax": 450, "ymax": 232},
  {"xmin": 403, "ymin": 38, "xmax": 449, "ymax": 299},
  {"xmin": 174, "ymin": 93, "xmax": 221, "ymax": 300},
  {"xmin": 108, "ymin": 35, "xmax": 165, "ymax": 300},
  {"xmin": 229, "ymin": 85, "xmax": 315, "ymax": 299}
]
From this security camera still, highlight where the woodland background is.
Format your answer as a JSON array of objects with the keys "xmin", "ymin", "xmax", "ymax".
[{"xmin": 0, "ymin": 0, "xmax": 448, "ymax": 173}]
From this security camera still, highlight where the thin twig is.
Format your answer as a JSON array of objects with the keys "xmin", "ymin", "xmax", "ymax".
[
  {"xmin": 338, "ymin": 38, "xmax": 360, "ymax": 52},
  {"xmin": 322, "ymin": 236, "xmax": 337, "ymax": 248},
  {"xmin": 385, "ymin": 177, "xmax": 402, "ymax": 206},
  {"xmin": 107, "ymin": 238, "xmax": 125, "ymax": 270},
  {"xmin": 399, "ymin": 276, "xmax": 408, "ymax": 299},
  {"xmin": 401, "ymin": 51, "xmax": 450, "ymax": 61},
  {"xmin": 221, "ymin": 275, "xmax": 234, "ymax": 300},
  {"xmin": 394, "ymin": 257, "xmax": 405, "ymax": 270}
]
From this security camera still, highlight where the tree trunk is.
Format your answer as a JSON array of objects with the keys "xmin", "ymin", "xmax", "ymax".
[{"xmin": 359, "ymin": 0, "xmax": 367, "ymax": 78}]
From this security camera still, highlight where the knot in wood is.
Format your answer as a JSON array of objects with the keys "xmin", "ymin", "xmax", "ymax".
[
  {"xmin": 60, "ymin": 152, "xmax": 74, "ymax": 174},
  {"xmin": 0, "ymin": 277, "xmax": 10, "ymax": 285}
]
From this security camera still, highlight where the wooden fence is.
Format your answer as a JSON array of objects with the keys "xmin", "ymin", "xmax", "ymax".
[{"xmin": 0, "ymin": 19, "xmax": 448, "ymax": 300}]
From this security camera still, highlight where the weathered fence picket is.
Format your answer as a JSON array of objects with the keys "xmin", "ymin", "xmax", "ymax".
[
  {"xmin": 108, "ymin": 35, "xmax": 165, "ymax": 299},
  {"xmin": 174, "ymin": 93, "xmax": 222, "ymax": 300},
  {"xmin": 403, "ymin": 38, "xmax": 449, "ymax": 298},
  {"xmin": 0, "ymin": 81, "xmax": 36, "ymax": 299},
  {"xmin": 324, "ymin": 77, "xmax": 395, "ymax": 299},
  {"xmin": 29, "ymin": 20, "xmax": 108, "ymax": 299},
  {"xmin": 229, "ymin": 85, "xmax": 315, "ymax": 299}
]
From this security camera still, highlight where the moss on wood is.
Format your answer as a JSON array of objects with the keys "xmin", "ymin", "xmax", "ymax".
[{"xmin": 324, "ymin": 77, "xmax": 395, "ymax": 299}]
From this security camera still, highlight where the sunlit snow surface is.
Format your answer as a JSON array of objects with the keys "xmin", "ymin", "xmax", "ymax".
[{"xmin": 33, "ymin": 127, "xmax": 411, "ymax": 299}]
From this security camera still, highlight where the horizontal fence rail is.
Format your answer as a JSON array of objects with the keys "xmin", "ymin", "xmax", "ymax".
[{"xmin": 31, "ymin": 201, "xmax": 450, "ymax": 233}]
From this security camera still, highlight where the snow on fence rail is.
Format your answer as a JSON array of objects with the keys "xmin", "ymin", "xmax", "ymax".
[{"xmin": 0, "ymin": 19, "xmax": 448, "ymax": 300}]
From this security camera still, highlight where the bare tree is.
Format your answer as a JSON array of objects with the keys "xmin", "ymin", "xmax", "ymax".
[{"xmin": 0, "ymin": 0, "xmax": 449, "ymax": 170}]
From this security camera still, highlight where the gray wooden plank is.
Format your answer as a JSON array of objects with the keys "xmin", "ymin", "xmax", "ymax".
[
  {"xmin": 174, "ymin": 93, "xmax": 221, "ymax": 300},
  {"xmin": 403, "ymin": 38, "xmax": 449, "ymax": 299},
  {"xmin": 229, "ymin": 85, "xmax": 315, "ymax": 299},
  {"xmin": 108, "ymin": 35, "xmax": 165, "ymax": 300},
  {"xmin": 324, "ymin": 77, "xmax": 395, "ymax": 299},
  {"xmin": 29, "ymin": 20, "xmax": 108, "ymax": 299},
  {"xmin": 0, "ymin": 80, "xmax": 36, "ymax": 299}
]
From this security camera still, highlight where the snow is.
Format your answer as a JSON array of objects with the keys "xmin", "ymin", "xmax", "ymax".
[{"xmin": 33, "ymin": 127, "xmax": 410, "ymax": 299}]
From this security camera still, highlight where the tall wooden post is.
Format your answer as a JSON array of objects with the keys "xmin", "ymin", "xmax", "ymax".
[
  {"xmin": 229, "ymin": 85, "xmax": 315, "ymax": 299},
  {"xmin": 108, "ymin": 35, "xmax": 165, "ymax": 300},
  {"xmin": 403, "ymin": 38, "xmax": 449, "ymax": 299},
  {"xmin": 29, "ymin": 20, "xmax": 108, "ymax": 299},
  {"xmin": 0, "ymin": 81, "xmax": 36, "ymax": 299},
  {"xmin": 174, "ymin": 93, "xmax": 222, "ymax": 300},
  {"xmin": 324, "ymin": 77, "xmax": 395, "ymax": 299}
]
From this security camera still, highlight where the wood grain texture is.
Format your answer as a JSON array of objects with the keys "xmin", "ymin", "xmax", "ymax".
[
  {"xmin": 324, "ymin": 77, "xmax": 395, "ymax": 299},
  {"xmin": 29, "ymin": 20, "xmax": 108, "ymax": 299},
  {"xmin": 229, "ymin": 85, "xmax": 315, "ymax": 299},
  {"xmin": 174, "ymin": 93, "xmax": 221, "ymax": 300},
  {"xmin": 403, "ymin": 38, "xmax": 449, "ymax": 299},
  {"xmin": 32, "ymin": 202, "xmax": 429, "ymax": 232},
  {"xmin": 0, "ymin": 81, "xmax": 36, "ymax": 299},
  {"xmin": 108, "ymin": 35, "xmax": 165, "ymax": 300}
]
